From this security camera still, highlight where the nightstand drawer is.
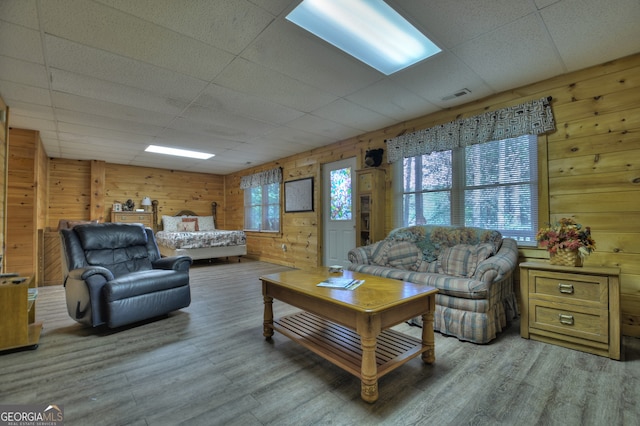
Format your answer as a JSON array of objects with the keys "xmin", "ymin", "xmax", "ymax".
[
  {"xmin": 110, "ymin": 212, "xmax": 153, "ymax": 228},
  {"xmin": 530, "ymin": 271, "xmax": 608, "ymax": 305},
  {"xmin": 529, "ymin": 300, "xmax": 608, "ymax": 344}
]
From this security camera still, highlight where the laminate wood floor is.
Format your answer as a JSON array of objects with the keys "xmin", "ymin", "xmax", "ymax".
[{"xmin": 1, "ymin": 260, "xmax": 639, "ymax": 426}]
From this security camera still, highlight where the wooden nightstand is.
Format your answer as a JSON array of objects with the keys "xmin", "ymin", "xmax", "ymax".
[
  {"xmin": 519, "ymin": 261, "xmax": 621, "ymax": 360},
  {"xmin": 111, "ymin": 211, "xmax": 154, "ymax": 229}
]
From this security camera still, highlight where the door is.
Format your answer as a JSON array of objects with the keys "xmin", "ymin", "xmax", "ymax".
[{"xmin": 322, "ymin": 157, "xmax": 357, "ymax": 267}]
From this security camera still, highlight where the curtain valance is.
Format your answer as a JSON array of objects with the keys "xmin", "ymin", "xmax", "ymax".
[
  {"xmin": 386, "ymin": 96, "xmax": 555, "ymax": 163},
  {"xmin": 240, "ymin": 167, "xmax": 282, "ymax": 189}
]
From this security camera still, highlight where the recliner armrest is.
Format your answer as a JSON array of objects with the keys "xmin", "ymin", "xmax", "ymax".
[
  {"xmin": 79, "ymin": 265, "xmax": 115, "ymax": 282},
  {"xmin": 152, "ymin": 256, "xmax": 192, "ymax": 272}
]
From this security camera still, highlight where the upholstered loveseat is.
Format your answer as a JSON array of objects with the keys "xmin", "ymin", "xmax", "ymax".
[
  {"xmin": 347, "ymin": 225, "xmax": 519, "ymax": 343},
  {"xmin": 60, "ymin": 223, "xmax": 192, "ymax": 328}
]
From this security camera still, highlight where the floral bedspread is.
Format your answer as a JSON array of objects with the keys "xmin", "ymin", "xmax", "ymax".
[{"xmin": 155, "ymin": 230, "xmax": 246, "ymax": 250}]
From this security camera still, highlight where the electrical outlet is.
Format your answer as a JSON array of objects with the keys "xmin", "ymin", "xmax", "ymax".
[{"xmin": 282, "ymin": 244, "xmax": 287, "ymax": 252}]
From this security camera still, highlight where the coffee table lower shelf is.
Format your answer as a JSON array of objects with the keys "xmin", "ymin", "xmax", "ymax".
[{"xmin": 273, "ymin": 311, "xmax": 428, "ymax": 379}]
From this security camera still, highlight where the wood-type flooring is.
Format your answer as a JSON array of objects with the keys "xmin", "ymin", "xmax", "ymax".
[{"xmin": 1, "ymin": 260, "xmax": 639, "ymax": 426}]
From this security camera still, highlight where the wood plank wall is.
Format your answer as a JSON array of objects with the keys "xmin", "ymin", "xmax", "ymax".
[
  {"xmin": 46, "ymin": 160, "xmax": 225, "ymax": 229},
  {"xmin": 225, "ymin": 53, "xmax": 640, "ymax": 337},
  {"xmin": 5, "ymin": 128, "xmax": 46, "ymax": 280},
  {"xmin": 0, "ymin": 96, "xmax": 7, "ymax": 272}
]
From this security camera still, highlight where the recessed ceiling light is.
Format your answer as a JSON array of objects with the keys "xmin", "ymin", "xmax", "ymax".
[
  {"xmin": 286, "ymin": 0, "xmax": 441, "ymax": 75},
  {"xmin": 145, "ymin": 145, "xmax": 214, "ymax": 160}
]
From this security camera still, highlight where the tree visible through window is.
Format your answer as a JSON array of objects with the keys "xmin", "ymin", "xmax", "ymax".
[
  {"xmin": 397, "ymin": 135, "xmax": 538, "ymax": 245},
  {"xmin": 244, "ymin": 183, "xmax": 280, "ymax": 232}
]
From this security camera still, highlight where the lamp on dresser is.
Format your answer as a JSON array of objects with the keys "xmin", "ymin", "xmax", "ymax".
[{"xmin": 141, "ymin": 196, "xmax": 152, "ymax": 212}]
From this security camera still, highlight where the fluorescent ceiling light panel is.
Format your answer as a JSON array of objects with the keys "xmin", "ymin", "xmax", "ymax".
[
  {"xmin": 145, "ymin": 145, "xmax": 214, "ymax": 160},
  {"xmin": 286, "ymin": 0, "xmax": 441, "ymax": 75}
]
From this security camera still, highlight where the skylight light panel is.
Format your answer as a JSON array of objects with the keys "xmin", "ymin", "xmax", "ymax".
[
  {"xmin": 145, "ymin": 145, "xmax": 214, "ymax": 160},
  {"xmin": 286, "ymin": 0, "xmax": 440, "ymax": 75}
]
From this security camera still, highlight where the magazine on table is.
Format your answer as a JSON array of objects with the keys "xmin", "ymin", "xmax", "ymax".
[{"xmin": 317, "ymin": 277, "xmax": 364, "ymax": 290}]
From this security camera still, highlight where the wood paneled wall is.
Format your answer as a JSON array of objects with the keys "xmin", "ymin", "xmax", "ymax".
[
  {"xmin": 225, "ymin": 53, "xmax": 640, "ymax": 337},
  {"xmin": 5, "ymin": 128, "xmax": 47, "ymax": 280},
  {"xmin": 46, "ymin": 159, "xmax": 225, "ymax": 229},
  {"xmin": 0, "ymin": 96, "xmax": 7, "ymax": 272}
]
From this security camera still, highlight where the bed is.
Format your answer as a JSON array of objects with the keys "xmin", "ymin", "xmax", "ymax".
[{"xmin": 154, "ymin": 202, "xmax": 247, "ymax": 261}]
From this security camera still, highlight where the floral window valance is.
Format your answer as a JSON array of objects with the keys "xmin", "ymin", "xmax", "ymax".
[
  {"xmin": 240, "ymin": 167, "xmax": 282, "ymax": 189},
  {"xmin": 386, "ymin": 96, "xmax": 555, "ymax": 163}
]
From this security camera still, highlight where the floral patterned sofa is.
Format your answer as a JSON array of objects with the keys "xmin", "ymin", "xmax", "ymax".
[{"xmin": 347, "ymin": 225, "xmax": 519, "ymax": 344}]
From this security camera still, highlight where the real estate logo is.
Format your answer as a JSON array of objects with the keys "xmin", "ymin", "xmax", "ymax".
[{"xmin": 0, "ymin": 404, "xmax": 63, "ymax": 426}]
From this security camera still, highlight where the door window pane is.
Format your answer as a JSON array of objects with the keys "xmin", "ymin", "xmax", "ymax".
[{"xmin": 330, "ymin": 167, "xmax": 352, "ymax": 220}]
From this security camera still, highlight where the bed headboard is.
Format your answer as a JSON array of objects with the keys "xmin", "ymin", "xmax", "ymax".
[{"xmin": 152, "ymin": 201, "xmax": 217, "ymax": 231}]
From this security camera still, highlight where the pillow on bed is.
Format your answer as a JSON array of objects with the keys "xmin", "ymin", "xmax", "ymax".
[
  {"xmin": 177, "ymin": 220, "xmax": 197, "ymax": 232},
  {"xmin": 181, "ymin": 217, "xmax": 199, "ymax": 231},
  {"xmin": 193, "ymin": 215, "xmax": 215, "ymax": 231},
  {"xmin": 162, "ymin": 215, "xmax": 183, "ymax": 232}
]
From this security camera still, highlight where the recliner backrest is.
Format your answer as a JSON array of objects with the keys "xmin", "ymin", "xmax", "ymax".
[{"xmin": 61, "ymin": 223, "xmax": 162, "ymax": 278}]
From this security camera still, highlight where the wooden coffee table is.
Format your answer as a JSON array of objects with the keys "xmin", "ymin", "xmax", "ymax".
[{"xmin": 261, "ymin": 268, "xmax": 438, "ymax": 403}]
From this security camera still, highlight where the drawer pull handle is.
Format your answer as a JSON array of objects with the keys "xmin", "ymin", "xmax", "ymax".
[
  {"xmin": 558, "ymin": 283, "xmax": 574, "ymax": 294},
  {"xmin": 559, "ymin": 314, "xmax": 574, "ymax": 325}
]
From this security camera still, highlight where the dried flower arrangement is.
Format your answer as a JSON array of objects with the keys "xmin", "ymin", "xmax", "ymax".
[{"xmin": 536, "ymin": 218, "xmax": 596, "ymax": 265}]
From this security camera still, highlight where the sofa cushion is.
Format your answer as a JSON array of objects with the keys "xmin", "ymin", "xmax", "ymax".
[
  {"xmin": 386, "ymin": 241, "xmax": 421, "ymax": 270},
  {"xmin": 438, "ymin": 243, "xmax": 494, "ymax": 278},
  {"xmin": 369, "ymin": 240, "xmax": 421, "ymax": 271}
]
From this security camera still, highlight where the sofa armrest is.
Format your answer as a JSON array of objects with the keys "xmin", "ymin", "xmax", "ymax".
[
  {"xmin": 64, "ymin": 267, "xmax": 113, "ymax": 326},
  {"xmin": 347, "ymin": 242, "xmax": 380, "ymax": 265},
  {"xmin": 152, "ymin": 255, "xmax": 192, "ymax": 272},
  {"xmin": 473, "ymin": 238, "xmax": 518, "ymax": 282}
]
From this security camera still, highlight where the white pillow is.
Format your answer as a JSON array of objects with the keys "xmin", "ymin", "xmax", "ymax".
[
  {"xmin": 193, "ymin": 215, "xmax": 215, "ymax": 231},
  {"xmin": 162, "ymin": 215, "xmax": 182, "ymax": 232}
]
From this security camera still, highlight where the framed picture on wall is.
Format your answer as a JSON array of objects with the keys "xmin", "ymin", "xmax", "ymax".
[{"xmin": 284, "ymin": 177, "xmax": 314, "ymax": 213}]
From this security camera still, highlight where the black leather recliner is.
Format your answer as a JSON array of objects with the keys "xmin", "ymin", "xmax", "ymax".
[{"xmin": 60, "ymin": 222, "xmax": 192, "ymax": 328}]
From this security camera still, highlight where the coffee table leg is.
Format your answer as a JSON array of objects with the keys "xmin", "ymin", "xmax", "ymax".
[
  {"xmin": 421, "ymin": 295, "xmax": 436, "ymax": 364},
  {"xmin": 360, "ymin": 334, "xmax": 378, "ymax": 403},
  {"xmin": 358, "ymin": 315, "xmax": 381, "ymax": 403},
  {"xmin": 263, "ymin": 295, "xmax": 274, "ymax": 339}
]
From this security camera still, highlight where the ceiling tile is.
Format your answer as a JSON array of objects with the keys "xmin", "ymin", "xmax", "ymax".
[
  {"xmin": 346, "ymin": 79, "xmax": 439, "ymax": 121},
  {"xmin": 392, "ymin": 0, "xmax": 536, "ymax": 49},
  {"xmin": 391, "ymin": 52, "xmax": 493, "ymax": 106},
  {"xmin": 452, "ymin": 14, "xmax": 565, "ymax": 91},
  {"xmin": 0, "ymin": 56, "xmax": 48, "ymax": 89},
  {"xmin": 284, "ymin": 114, "xmax": 361, "ymax": 141},
  {"xmin": 0, "ymin": 0, "xmax": 39, "ymax": 29},
  {"xmin": 214, "ymin": 57, "xmax": 339, "ymax": 112},
  {"xmin": 312, "ymin": 98, "xmax": 396, "ymax": 132},
  {"xmin": 194, "ymin": 84, "xmax": 304, "ymax": 125},
  {"xmin": 541, "ymin": 0, "xmax": 640, "ymax": 71},
  {"xmin": 241, "ymin": 19, "xmax": 383, "ymax": 96},
  {"xmin": 0, "ymin": 21, "xmax": 44, "ymax": 63},
  {"xmin": 44, "ymin": 35, "xmax": 209, "ymax": 101},
  {"xmin": 97, "ymin": 0, "xmax": 275, "ymax": 55},
  {"xmin": 49, "ymin": 69, "xmax": 189, "ymax": 115},
  {"xmin": 39, "ymin": 0, "xmax": 235, "ymax": 81},
  {"xmin": 0, "ymin": 80, "xmax": 51, "ymax": 106}
]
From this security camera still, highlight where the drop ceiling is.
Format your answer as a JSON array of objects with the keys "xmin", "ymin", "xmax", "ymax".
[{"xmin": 1, "ymin": 0, "xmax": 639, "ymax": 174}]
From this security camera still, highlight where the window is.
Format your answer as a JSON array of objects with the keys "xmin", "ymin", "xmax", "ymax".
[
  {"xmin": 244, "ymin": 183, "xmax": 280, "ymax": 232},
  {"xmin": 330, "ymin": 167, "xmax": 352, "ymax": 220},
  {"xmin": 395, "ymin": 135, "xmax": 538, "ymax": 245}
]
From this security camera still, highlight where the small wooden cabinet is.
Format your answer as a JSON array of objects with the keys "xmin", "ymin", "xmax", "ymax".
[
  {"xmin": 111, "ymin": 211, "xmax": 154, "ymax": 229},
  {"xmin": 519, "ymin": 262, "xmax": 621, "ymax": 360},
  {"xmin": 0, "ymin": 276, "xmax": 42, "ymax": 351},
  {"xmin": 355, "ymin": 168, "xmax": 385, "ymax": 246}
]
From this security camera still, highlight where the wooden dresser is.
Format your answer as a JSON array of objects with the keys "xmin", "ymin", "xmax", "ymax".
[
  {"xmin": 111, "ymin": 211, "xmax": 154, "ymax": 229},
  {"xmin": 519, "ymin": 262, "xmax": 621, "ymax": 360}
]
